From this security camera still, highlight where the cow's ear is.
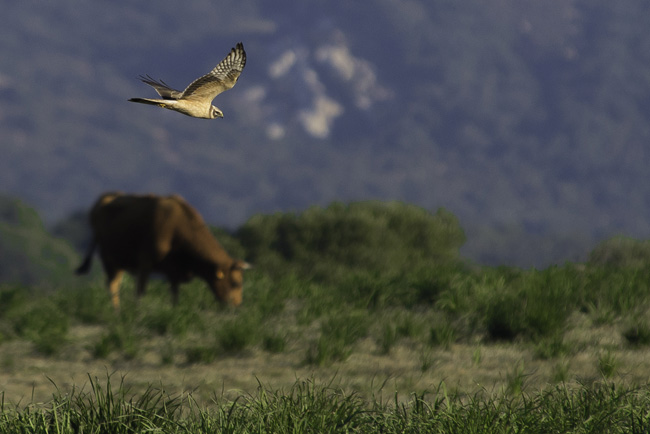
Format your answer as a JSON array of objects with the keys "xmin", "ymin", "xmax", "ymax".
[
  {"xmin": 233, "ymin": 260, "xmax": 251, "ymax": 271},
  {"xmin": 216, "ymin": 269, "xmax": 225, "ymax": 280}
]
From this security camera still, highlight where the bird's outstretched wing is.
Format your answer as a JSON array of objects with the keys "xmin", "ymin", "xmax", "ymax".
[
  {"xmin": 137, "ymin": 75, "xmax": 183, "ymax": 100},
  {"xmin": 181, "ymin": 42, "xmax": 246, "ymax": 102}
]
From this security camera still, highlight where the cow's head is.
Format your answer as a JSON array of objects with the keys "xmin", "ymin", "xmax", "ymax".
[{"xmin": 212, "ymin": 260, "xmax": 251, "ymax": 306}]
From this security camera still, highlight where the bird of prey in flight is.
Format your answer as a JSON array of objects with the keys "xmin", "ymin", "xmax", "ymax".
[{"xmin": 129, "ymin": 42, "xmax": 246, "ymax": 119}]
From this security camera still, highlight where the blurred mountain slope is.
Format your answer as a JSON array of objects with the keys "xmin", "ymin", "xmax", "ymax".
[{"xmin": 1, "ymin": 0, "xmax": 650, "ymax": 266}]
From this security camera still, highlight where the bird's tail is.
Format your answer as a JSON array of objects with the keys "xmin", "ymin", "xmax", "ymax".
[{"xmin": 128, "ymin": 97, "xmax": 168, "ymax": 107}]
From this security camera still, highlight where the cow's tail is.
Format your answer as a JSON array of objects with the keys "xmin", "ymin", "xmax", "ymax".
[{"xmin": 75, "ymin": 239, "xmax": 96, "ymax": 275}]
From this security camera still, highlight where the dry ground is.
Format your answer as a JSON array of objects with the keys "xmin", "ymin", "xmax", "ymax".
[{"xmin": 2, "ymin": 311, "xmax": 650, "ymax": 406}]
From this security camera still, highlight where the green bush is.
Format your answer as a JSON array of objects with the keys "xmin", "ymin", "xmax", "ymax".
[
  {"xmin": 12, "ymin": 300, "xmax": 69, "ymax": 355},
  {"xmin": 216, "ymin": 311, "xmax": 262, "ymax": 353},
  {"xmin": 584, "ymin": 267, "xmax": 650, "ymax": 315},
  {"xmin": 306, "ymin": 310, "xmax": 370, "ymax": 366},
  {"xmin": 141, "ymin": 302, "xmax": 197, "ymax": 337},
  {"xmin": 479, "ymin": 267, "xmax": 578, "ymax": 341},
  {"xmin": 185, "ymin": 345, "xmax": 218, "ymax": 364},
  {"xmin": 0, "ymin": 285, "xmax": 28, "ymax": 317},
  {"xmin": 622, "ymin": 318, "xmax": 650, "ymax": 346},
  {"xmin": 534, "ymin": 334, "xmax": 570, "ymax": 360},
  {"xmin": 92, "ymin": 322, "xmax": 139, "ymax": 360},
  {"xmin": 0, "ymin": 195, "xmax": 80, "ymax": 288},
  {"xmin": 262, "ymin": 332, "xmax": 286, "ymax": 353},
  {"xmin": 428, "ymin": 321, "xmax": 456, "ymax": 349},
  {"xmin": 482, "ymin": 290, "xmax": 526, "ymax": 340},
  {"xmin": 588, "ymin": 237, "xmax": 650, "ymax": 268},
  {"xmin": 237, "ymin": 201, "xmax": 465, "ymax": 283},
  {"xmin": 55, "ymin": 283, "xmax": 113, "ymax": 325}
]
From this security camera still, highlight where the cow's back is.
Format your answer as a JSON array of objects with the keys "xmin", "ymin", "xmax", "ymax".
[
  {"xmin": 160, "ymin": 195, "xmax": 231, "ymax": 265},
  {"xmin": 91, "ymin": 194, "xmax": 163, "ymax": 270}
]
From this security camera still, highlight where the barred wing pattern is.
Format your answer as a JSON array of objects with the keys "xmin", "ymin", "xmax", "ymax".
[{"xmin": 181, "ymin": 42, "xmax": 247, "ymax": 102}]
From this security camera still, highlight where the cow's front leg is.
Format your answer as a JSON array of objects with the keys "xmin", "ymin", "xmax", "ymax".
[{"xmin": 106, "ymin": 270, "xmax": 124, "ymax": 311}]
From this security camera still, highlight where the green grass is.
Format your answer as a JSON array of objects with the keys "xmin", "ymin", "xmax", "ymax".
[
  {"xmin": 92, "ymin": 323, "xmax": 139, "ymax": 360},
  {"xmin": 10, "ymin": 299, "xmax": 69, "ymax": 355},
  {"xmin": 6, "ymin": 207, "xmax": 650, "ymax": 409},
  {"xmin": 6, "ymin": 206, "xmax": 650, "ymax": 429},
  {"xmin": 552, "ymin": 359, "xmax": 571, "ymax": 383},
  {"xmin": 305, "ymin": 310, "xmax": 370, "ymax": 366},
  {"xmin": 1, "ymin": 259, "xmax": 650, "ymax": 365},
  {"xmin": 2, "ymin": 376, "xmax": 650, "ymax": 433},
  {"xmin": 216, "ymin": 310, "xmax": 262, "ymax": 353},
  {"xmin": 3, "ymin": 203, "xmax": 647, "ymax": 366},
  {"xmin": 598, "ymin": 350, "xmax": 619, "ymax": 379},
  {"xmin": 623, "ymin": 317, "xmax": 650, "ymax": 346},
  {"xmin": 377, "ymin": 322, "xmax": 398, "ymax": 355},
  {"xmin": 262, "ymin": 331, "xmax": 286, "ymax": 353}
]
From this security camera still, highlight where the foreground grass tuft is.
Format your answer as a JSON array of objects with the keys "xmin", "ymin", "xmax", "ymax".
[{"xmin": 1, "ymin": 376, "xmax": 650, "ymax": 433}]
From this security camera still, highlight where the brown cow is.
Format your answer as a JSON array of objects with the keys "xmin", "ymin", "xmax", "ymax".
[{"xmin": 76, "ymin": 192, "xmax": 249, "ymax": 310}]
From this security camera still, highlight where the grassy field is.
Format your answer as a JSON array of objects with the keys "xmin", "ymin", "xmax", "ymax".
[
  {"xmin": 3, "ymin": 202, "xmax": 650, "ymax": 431},
  {"xmin": 2, "ymin": 264, "xmax": 650, "ymax": 432},
  {"xmin": 2, "ymin": 375, "xmax": 650, "ymax": 433}
]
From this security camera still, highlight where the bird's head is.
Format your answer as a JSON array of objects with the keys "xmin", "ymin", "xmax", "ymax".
[{"xmin": 210, "ymin": 106, "xmax": 224, "ymax": 119}]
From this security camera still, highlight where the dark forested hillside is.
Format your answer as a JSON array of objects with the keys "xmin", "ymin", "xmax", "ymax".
[{"xmin": 1, "ymin": 0, "xmax": 649, "ymax": 266}]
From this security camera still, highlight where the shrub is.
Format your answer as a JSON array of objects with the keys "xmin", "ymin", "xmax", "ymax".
[
  {"xmin": 55, "ymin": 283, "xmax": 113, "ymax": 324},
  {"xmin": 622, "ymin": 318, "xmax": 650, "ymax": 346},
  {"xmin": 237, "ymin": 201, "xmax": 465, "ymax": 283},
  {"xmin": 305, "ymin": 310, "xmax": 369, "ymax": 365},
  {"xmin": 92, "ymin": 323, "xmax": 139, "ymax": 360},
  {"xmin": 12, "ymin": 300, "xmax": 69, "ymax": 355},
  {"xmin": 429, "ymin": 322, "xmax": 456, "ymax": 350},
  {"xmin": 588, "ymin": 237, "xmax": 650, "ymax": 268},
  {"xmin": 480, "ymin": 267, "xmax": 578, "ymax": 341},
  {"xmin": 216, "ymin": 309, "xmax": 262, "ymax": 353},
  {"xmin": 394, "ymin": 312, "xmax": 425, "ymax": 339},
  {"xmin": 262, "ymin": 332, "xmax": 286, "ymax": 353},
  {"xmin": 0, "ymin": 285, "xmax": 28, "ymax": 316},
  {"xmin": 534, "ymin": 334, "xmax": 570, "ymax": 360},
  {"xmin": 185, "ymin": 345, "xmax": 218, "ymax": 364},
  {"xmin": 483, "ymin": 291, "xmax": 525, "ymax": 340},
  {"xmin": 141, "ymin": 303, "xmax": 197, "ymax": 337},
  {"xmin": 584, "ymin": 267, "xmax": 650, "ymax": 316}
]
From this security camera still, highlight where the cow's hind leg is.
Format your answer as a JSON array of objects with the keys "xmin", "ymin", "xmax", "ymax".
[
  {"xmin": 106, "ymin": 270, "xmax": 124, "ymax": 311},
  {"xmin": 136, "ymin": 271, "xmax": 150, "ymax": 300},
  {"xmin": 170, "ymin": 281, "xmax": 180, "ymax": 306}
]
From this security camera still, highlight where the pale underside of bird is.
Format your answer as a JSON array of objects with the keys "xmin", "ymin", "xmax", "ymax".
[{"xmin": 129, "ymin": 42, "xmax": 246, "ymax": 119}]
